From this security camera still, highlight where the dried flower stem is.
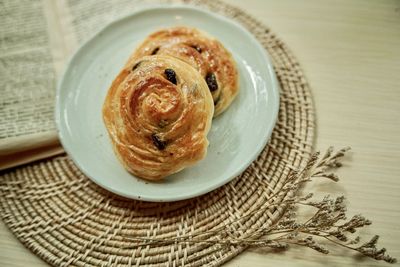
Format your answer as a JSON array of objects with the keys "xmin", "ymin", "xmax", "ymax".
[{"xmin": 124, "ymin": 147, "xmax": 396, "ymax": 264}]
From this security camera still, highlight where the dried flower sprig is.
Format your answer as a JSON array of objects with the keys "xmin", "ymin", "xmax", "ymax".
[{"xmin": 124, "ymin": 147, "xmax": 396, "ymax": 264}]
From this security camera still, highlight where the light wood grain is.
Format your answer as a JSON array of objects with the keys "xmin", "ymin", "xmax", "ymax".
[{"xmin": 1, "ymin": 0, "xmax": 399, "ymax": 266}]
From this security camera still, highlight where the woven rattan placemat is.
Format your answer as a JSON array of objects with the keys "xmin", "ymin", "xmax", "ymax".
[{"xmin": 0, "ymin": 1, "xmax": 314, "ymax": 266}]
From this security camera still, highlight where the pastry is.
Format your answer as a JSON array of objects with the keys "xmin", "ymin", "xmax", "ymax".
[
  {"xmin": 127, "ymin": 26, "xmax": 238, "ymax": 117},
  {"xmin": 102, "ymin": 55, "xmax": 214, "ymax": 180}
]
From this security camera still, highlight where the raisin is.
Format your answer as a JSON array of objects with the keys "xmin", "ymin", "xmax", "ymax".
[
  {"xmin": 151, "ymin": 133, "xmax": 167, "ymax": 150},
  {"xmin": 164, "ymin": 69, "xmax": 177, "ymax": 85},
  {"xmin": 151, "ymin": 47, "xmax": 160, "ymax": 55},
  {"xmin": 205, "ymin": 73, "xmax": 218, "ymax": 92},
  {"xmin": 190, "ymin": 45, "xmax": 202, "ymax": 53},
  {"xmin": 131, "ymin": 61, "xmax": 142, "ymax": 71}
]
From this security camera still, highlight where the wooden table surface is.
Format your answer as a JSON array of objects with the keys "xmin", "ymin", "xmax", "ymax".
[{"xmin": 1, "ymin": 0, "xmax": 399, "ymax": 266}]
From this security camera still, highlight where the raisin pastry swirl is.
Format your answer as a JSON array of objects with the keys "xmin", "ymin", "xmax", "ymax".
[
  {"xmin": 127, "ymin": 26, "xmax": 238, "ymax": 117},
  {"xmin": 103, "ymin": 55, "xmax": 214, "ymax": 180}
]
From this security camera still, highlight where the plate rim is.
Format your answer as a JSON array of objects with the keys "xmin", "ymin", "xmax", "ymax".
[{"xmin": 55, "ymin": 4, "xmax": 280, "ymax": 202}]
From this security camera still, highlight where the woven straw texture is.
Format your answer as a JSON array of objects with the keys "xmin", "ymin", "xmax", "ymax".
[{"xmin": 0, "ymin": 1, "xmax": 315, "ymax": 266}]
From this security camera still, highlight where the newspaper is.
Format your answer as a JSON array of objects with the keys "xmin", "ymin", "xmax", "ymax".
[{"xmin": 0, "ymin": 0, "xmax": 57, "ymax": 139}]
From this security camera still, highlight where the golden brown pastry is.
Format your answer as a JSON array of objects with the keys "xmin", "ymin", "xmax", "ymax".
[
  {"xmin": 103, "ymin": 55, "xmax": 214, "ymax": 180},
  {"xmin": 127, "ymin": 26, "xmax": 238, "ymax": 117}
]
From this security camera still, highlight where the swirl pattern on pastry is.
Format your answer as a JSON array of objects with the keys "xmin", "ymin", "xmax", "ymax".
[
  {"xmin": 127, "ymin": 26, "xmax": 238, "ymax": 117},
  {"xmin": 103, "ymin": 55, "xmax": 214, "ymax": 180}
]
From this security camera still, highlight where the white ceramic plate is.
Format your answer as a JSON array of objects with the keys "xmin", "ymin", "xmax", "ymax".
[{"xmin": 56, "ymin": 5, "xmax": 279, "ymax": 202}]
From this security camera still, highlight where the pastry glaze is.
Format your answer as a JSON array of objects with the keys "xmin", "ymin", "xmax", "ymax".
[
  {"xmin": 103, "ymin": 55, "xmax": 214, "ymax": 180},
  {"xmin": 127, "ymin": 26, "xmax": 238, "ymax": 116}
]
